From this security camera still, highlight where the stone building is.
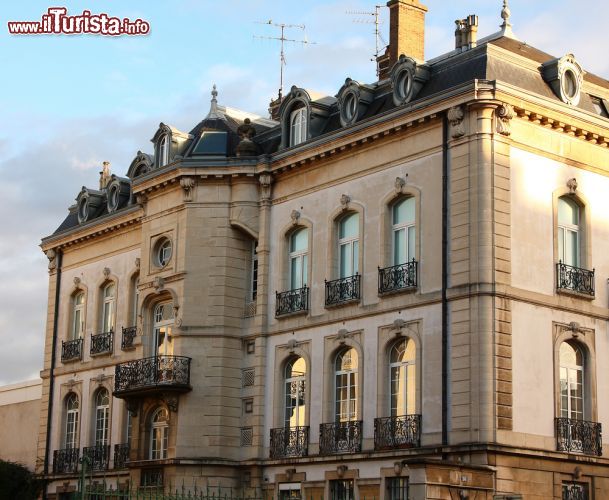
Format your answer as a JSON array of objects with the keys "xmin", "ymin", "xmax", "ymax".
[{"xmin": 37, "ymin": 1, "xmax": 609, "ymax": 498}]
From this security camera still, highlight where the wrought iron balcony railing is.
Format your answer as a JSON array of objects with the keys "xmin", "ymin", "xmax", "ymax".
[
  {"xmin": 83, "ymin": 444, "xmax": 110, "ymax": 471},
  {"xmin": 114, "ymin": 355, "xmax": 192, "ymax": 398},
  {"xmin": 269, "ymin": 426, "xmax": 309, "ymax": 459},
  {"xmin": 562, "ymin": 483, "xmax": 588, "ymax": 500},
  {"xmin": 556, "ymin": 262, "xmax": 595, "ymax": 296},
  {"xmin": 325, "ymin": 274, "xmax": 361, "ymax": 307},
  {"xmin": 61, "ymin": 338, "xmax": 83, "ymax": 363},
  {"xmin": 113, "ymin": 443, "xmax": 130, "ymax": 469},
  {"xmin": 52, "ymin": 447, "xmax": 79, "ymax": 474},
  {"xmin": 319, "ymin": 420, "xmax": 362, "ymax": 455},
  {"xmin": 276, "ymin": 286, "xmax": 309, "ymax": 317},
  {"xmin": 374, "ymin": 414, "xmax": 421, "ymax": 450},
  {"xmin": 378, "ymin": 260, "xmax": 418, "ymax": 294},
  {"xmin": 90, "ymin": 331, "xmax": 113, "ymax": 356},
  {"xmin": 121, "ymin": 326, "xmax": 137, "ymax": 350},
  {"xmin": 555, "ymin": 417, "xmax": 602, "ymax": 456}
]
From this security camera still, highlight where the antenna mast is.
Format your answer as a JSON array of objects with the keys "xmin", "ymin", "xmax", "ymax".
[
  {"xmin": 347, "ymin": 5, "xmax": 386, "ymax": 77},
  {"xmin": 254, "ymin": 20, "xmax": 315, "ymax": 100}
]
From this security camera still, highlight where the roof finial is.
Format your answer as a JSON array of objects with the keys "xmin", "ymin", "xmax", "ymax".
[
  {"xmin": 500, "ymin": 0, "xmax": 513, "ymax": 36},
  {"xmin": 207, "ymin": 84, "xmax": 220, "ymax": 119}
]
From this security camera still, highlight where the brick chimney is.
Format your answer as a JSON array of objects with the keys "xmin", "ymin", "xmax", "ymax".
[{"xmin": 377, "ymin": 0, "xmax": 428, "ymax": 80}]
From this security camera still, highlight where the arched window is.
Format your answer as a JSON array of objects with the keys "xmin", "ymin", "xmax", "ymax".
[
  {"xmin": 101, "ymin": 283, "xmax": 116, "ymax": 333},
  {"xmin": 558, "ymin": 197, "xmax": 580, "ymax": 267},
  {"xmin": 149, "ymin": 408, "xmax": 169, "ymax": 459},
  {"xmin": 71, "ymin": 292, "xmax": 85, "ymax": 340},
  {"xmin": 560, "ymin": 341, "xmax": 584, "ymax": 421},
  {"xmin": 64, "ymin": 393, "xmax": 80, "ymax": 449},
  {"xmin": 335, "ymin": 348, "xmax": 358, "ymax": 422},
  {"xmin": 94, "ymin": 389, "xmax": 110, "ymax": 446},
  {"xmin": 390, "ymin": 339, "xmax": 416, "ymax": 416},
  {"xmin": 339, "ymin": 213, "xmax": 359, "ymax": 278},
  {"xmin": 158, "ymin": 134, "xmax": 169, "ymax": 166},
  {"xmin": 289, "ymin": 229, "xmax": 309, "ymax": 289},
  {"xmin": 392, "ymin": 198, "xmax": 415, "ymax": 265},
  {"xmin": 290, "ymin": 108, "xmax": 307, "ymax": 146},
  {"xmin": 153, "ymin": 302, "xmax": 174, "ymax": 356},
  {"xmin": 284, "ymin": 357, "xmax": 307, "ymax": 428}
]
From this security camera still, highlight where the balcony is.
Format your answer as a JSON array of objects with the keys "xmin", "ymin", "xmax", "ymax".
[
  {"xmin": 82, "ymin": 444, "xmax": 110, "ymax": 471},
  {"xmin": 378, "ymin": 260, "xmax": 418, "ymax": 295},
  {"xmin": 121, "ymin": 326, "xmax": 137, "ymax": 350},
  {"xmin": 114, "ymin": 356, "xmax": 192, "ymax": 398},
  {"xmin": 325, "ymin": 274, "xmax": 360, "ymax": 307},
  {"xmin": 113, "ymin": 443, "xmax": 130, "ymax": 469},
  {"xmin": 555, "ymin": 417, "xmax": 602, "ymax": 456},
  {"xmin": 556, "ymin": 262, "xmax": 595, "ymax": 297},
  {"xmin": 90, "ymin": 330, "xmax": 113, "ymax": 356},
  {"xmin": 61, "ymin": 338, "xmax": 83, "ymax": 363},
  {"xmin": 52, "ymin": 448, "xmax": 79, "ymax": 474},
  {"xmin": 374, "ymin": 414, "xmax": 421, "ymax": 450},
  {"xmin": 319, "ymin": 420, "xmax": 362, "ymax": 455},
  {"xmin": 269, "ymin": 426, "xmax": 309, "ymax": 459},
  {"xmin": 276, "ymin": 286, "xmax": 309, "ymax": 317}
]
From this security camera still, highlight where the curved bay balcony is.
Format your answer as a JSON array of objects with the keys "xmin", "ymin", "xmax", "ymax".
[{"xmin": 114, "ymin": 355, "xmax": 192, "ymax": 398}]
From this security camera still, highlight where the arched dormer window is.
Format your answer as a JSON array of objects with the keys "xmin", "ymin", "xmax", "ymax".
[
  {"xmin": 290, "ymin": 107, "xmax": 307, "ymax": 146},
  {"xmin": 158, "ymin": 134, "xmax": 169, "ymax": 167}
]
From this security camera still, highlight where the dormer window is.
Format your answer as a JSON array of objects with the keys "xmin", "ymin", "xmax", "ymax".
[
  {"xmin": 290, "ymin": 107, "xmax": 307, "ymax": 146},
  {"xmin": 591, "ymin": 96, "xmax": 609, "ymax": 118},
  {"xmin": 158, "ymin": 134, "xmax": 169, "ymax": 166}
]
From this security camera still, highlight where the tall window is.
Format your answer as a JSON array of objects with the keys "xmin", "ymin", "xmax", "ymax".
[
  {"xmin": 330, "ymin": 480, "xmax": 353, "ymax": 500},
  {"xmin": 149, "ymin": 408, "xmax": 169, "ymax": 459},
  {"xmin": 158, "ymin": 135, "xmax": 169, "ymax": 166},
  {"xmin": 335, "ymin": 348, "xmax": 358, "ymax": 422},
  {"xmin": 153, "ymin": 302, "xmax": 174, "ymax": 356},
  {"xmin": 289, "ymin": 229, "xmax": 308, "ymax": 289},
  {"xmin": 560, "ymin": 342, "xmax": 584, "ymax": 421},
  {"xmin": 126, "ymin": 411, "xmax": 133, "ymax": 446},
  {"xmin": 94, "ymin": 389, "xmax": 110, "ymax": 446},
  {"xmin": 390, "ymin": 339, "xmax": 416, "ymax": 416},
  {"xmin": 284, "ymin": 357, "xmax": 306, "ymax": 428},
  {"xmin": 64, "ymin": 393, "xmax": 80, "ymax": 449},
  {"xmin": 131, "ymin": 276, "xmax": 139, "ymax": 326},
  {"xmin": 101, "ymin": 283, "xmax": 116, "ymax": 333},
  {"xmin": 558, "ymin": 197, "xmax": 580, "ymax": 267},
  {"xmin": 339, "ymin": 214, "xmax": 359, "ymax": 278},
  {"xmin": 290, "ymin": 107, "xmax": 307, "ymax": 146},
  {"xmin": 71, "ymin": 292, "xmax": 85, "ymax": 340},
  {"xmin": 392, "ymin": 198, "xmax": 415, "ymax": 265}
]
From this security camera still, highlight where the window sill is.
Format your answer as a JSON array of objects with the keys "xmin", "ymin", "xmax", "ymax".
[
  {"xmin": 378, "ymin": 285, "xmax": 417, "ymax": 297},
  {"xmin": 556, "ymin": 288, "xmax": 595, "ymax": 301},
  {"xmin": 90, "ymin": 350, "xmax": 113, "ymax": 358},
  {"xmin": 324, "ymin": 298, "xmax": 361, "ymax": 309}
]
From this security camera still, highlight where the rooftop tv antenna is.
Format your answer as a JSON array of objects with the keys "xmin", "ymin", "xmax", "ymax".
[
  {"xmin": 347, "ymin": 5, "xmax": 386, "ymax": 77},
  {"xmin": 254, "ymin": 20, "xmax": 316, "ymax": 100}
]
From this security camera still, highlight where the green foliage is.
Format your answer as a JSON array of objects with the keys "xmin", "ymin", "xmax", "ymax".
[{"xmin": 0, "ymin": 460, "xmax": 44, "ymax": 500}]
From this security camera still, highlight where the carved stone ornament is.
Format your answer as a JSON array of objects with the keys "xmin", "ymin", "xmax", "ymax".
[
  {"xmin": 496, "ymin": 104, "xmax": 515, "ymax": 136},
  {"xmin": 73, "ymin": 276, "xmax": 81, "ymax": 286},
  {"xmin": 340, "ymin": 194, "xmax": 351, "ymax": 210},
  {"xmin": 236, "ymin": 118, "xmax": 258, "ymax": 157},
  {"xmin": 448, "ymin": 106, "xmax": 466, "ymax": 138},
  {"xmin": 135, "ymin": 193, "xmax": 148, "ymax": 206},
  {"xmin": 103, "ymin": 267, "xmax": 111, "ymax": 279},
  {"xmin": 46, "ymin": 249, "xmax": 57, "ymax": 270},
  {"xmin": 259, "ymin": 173, "xmax": 273, "ymax": 201},
  {"xmin": 337, "ymin": 328, "xmax": 350, "ymax": 344},
  {"xmin": 393, "ymin": 318, "xmax": 407, "ymax": 332},
  {"xmin": 135, "ymin": 257, "xmax": 141, "ymax": 270},
  {"xmin": 287, "ymin": 339, "xmax": 298, "ymax": 352},
  {"xmin": 153, "ymin": 276, "xmax": 165, "ymax": 291},
  {"xmin": 567, "ymin": 178, "xmax": 578, "ymax": 194},
  {"xmin": 290, "ymin": 210, "xmax": 301, "ymax": 225},
  {"xmin": 163, "ymin": 395, "xmax": 179, "ymax": 413},
  {"xmin": 394, "ymin": 176, "xmax": 406, "ymax": 193},
  {"xmin": 180, "ymin": 177, "xmax": 195, "ymax": 202}
]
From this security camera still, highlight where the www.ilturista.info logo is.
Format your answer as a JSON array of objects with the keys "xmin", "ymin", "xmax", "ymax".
[{"xmin": 7, "ymin": 7, "xmax": 150, "ymax": 36}]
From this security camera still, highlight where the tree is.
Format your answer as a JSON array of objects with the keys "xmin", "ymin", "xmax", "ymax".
[{"xmin": 0, "ymin": 460, "xmax": 44, "ymax": 500}]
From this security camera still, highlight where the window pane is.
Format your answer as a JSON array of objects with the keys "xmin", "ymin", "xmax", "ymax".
[
  {"xmin": 558, "ymin": 227, "xmax": 565, "ymax": 263},
  {"xmin": 393, "ymin": 198, "xmax": 415, "ymax": 225},
  {"xmin": 558, "ymin": 198, "xmax": 579, "ymax": 226},
  {"xmin": 353, "ymin": 241, "xmax": 359, "ymax": 274},
  {"xmin": 302, "ymin": 255, "xmax": 308, "ymax": 286},
  {"xmin": 339, "ymin": 214, "xmax": 359, "ymax": 239},
  {"xmin": 291, "ymin": 229, "xmax": 308, "ymax": 252},
  {"xmin": 566, "ymin": 230, "xmax": 579, "ymax": 267},
  {"xmin": 407, "ymin": 363, "xmax": 416, "ymax": 415},
  {"xmin": 291, "ymin": 256, "xmax": 302, "ymax": 289},
  {"xmin": 394, "ymin": 228, "xmax": 405, "ymax": 265},
  {"xmin": 340, "ymin": 244, "xmax": 350, "ymax": 277},
  {"xmin": 408, "ymin": 225, "xmax": 416, "ymax": 261}
]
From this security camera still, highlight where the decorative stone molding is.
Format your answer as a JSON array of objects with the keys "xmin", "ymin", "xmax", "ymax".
[
  {"xmin": 448, "ymin": 106, "xmax": 466, "ymax": 138},
  {"xmin": 103, "ymin": 267, "xmax": 111, "ymax": 279},
  {"xmin": 259, "ymin": 173, "xmax": 273, "ymax": 201},
  {"xmin": 336, "ymin": 328, "xmax": 350, "ymax": 343},
  {"xmin": 46, "ymin": 249, "xmax": 57, "ymax": 271},
  {"xmin": 392, "ymin": 318, "xmax": 407, "ymax": 332},
  {"xmin": 287, "ymin": 339, "xmax": 299, "ymax": 352},
  {"xmin": 340, "ymin": 194, "xmax": 351, "ymax": 210},
  {"xmin": 153, "ymin": 276, "xmax": 165, "ymax": 291},
  {"xmin": 135, "ymin": 193, "xmax": 148, "ymax": 206},
  {"xmin": 390, "ymin": 55, "xmax": 430, "ymax": 106},
  {"xmin": 73, "ymin": 277, "xmax": 81, "ymax": 286},
  {"xmin": 567, "ymin": 178, "xmax": 578, "ymax": 194},
  {"xmin": 180, "ymin": 177, "xmax": 195, "ymax": 202},
  {"xmin": 496, "ymin": 104, "xmax": 515, "ymax": 136},
  {"xmin": 135, "ymin": 257, "xmax": 140, "ymax": 270},
  {"xmin": 394, "ymin": 176, "xmax": 407, "ymax": 193},
  {"xmin": 290, "ymin": 210, "xmax": 301, "ymax": 225},
  {"xmin": 542, "ymin": 54, "xmax": 585, "ymax": 106},
  {"xmin": 163, "ymin": 395, "xmax": 179, "ymax": 413}
]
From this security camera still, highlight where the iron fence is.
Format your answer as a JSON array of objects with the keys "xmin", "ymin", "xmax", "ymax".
[
  {"xmin": 114, "ymin": 443, "xmax": 130, "ymax": 469},
  {"xmin": 91, "ymin": 331, "xmax": 114, "ymax": 355},
  {"xmin": 269, "ymin": 426, "xmax": 309, "ymax": 459},
  {"xmin": 556, "ymin": 262, "xmax": 595, "ymax": 296},
  {"xmin": 555, "ymin": 417, "xmax": 602, "ymax": 456},
  {"xmin": 275, "ymin": 287, "xmax": 309, "ymax": 316},
  {"xmin": 53, "ymin": 447, "xmax": 80, "ymax": 474},
  {"xmin": 62, "ymin": 338, "xmax": 83, "ymax": 363},
  {"xmin": 83, "ymin": 445, "xmax": 111, "ymax": 471},
  {"xmin": 378, "ymin": 260, "xmax": 417, "ymax": 294},
  {"xmin": 325, "ymin": 274, "xmax": 360, "ymax": 306},
  {"xmin": 374, "ymin": 414, "xmax": 421, "ymax": 450},
  {"xmin": 319, "ymin": 420, "xmax": 362, "ymax": 455},
  {"xmin": 122, "ymin": 326, "xmax": 137, "ymax": 350}
]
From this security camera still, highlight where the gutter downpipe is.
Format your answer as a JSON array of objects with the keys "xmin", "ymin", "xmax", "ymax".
[
  {"xmin": 43, "ymin": 249, "xmax": 62, "ymax": 499},
  {"xmin": 442, "ymin": 113, "xmax": 449, "ymax": 448}
]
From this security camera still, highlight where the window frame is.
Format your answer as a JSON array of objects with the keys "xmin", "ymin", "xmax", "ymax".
[
  {"xmin": 284, "ymin": 356, "xmax": 307, "ymax": 429},
  {"xmin": 389, "ymin": 338, "xmax": 417, "ymax": 417},
  {"xmin": 64, "ymin": 393, "xmax": 80, "ymax": 449},
  {"xmin": 338, "ymin": 213, "xmax": 360, "ymax": 279},
  {"xmin": 334, "ymin": 348, "xmax": 359, "ymax": 422},
  {"xmin": 149, "ymin": 407, "xmax": 169, "ymax": 460},
  {"xmin": 101, "ymin": 282, "xmax": 116, "ymax": 333},
  {"xmin": 391, "ymin": 197, "xmax": 416, "ymax": 266},
  {"xmin": 289, "ymin": 228, "xmax": 309, "ymax": 290},
  {"xmin": 289, "ymin": 107, "xmax": 307, "ymax": 147},
  {"xmin": 93, "ymin": 388, "xmax": 111, "ymax": 446},
  {"xmin": 553, "ymin": 191, "xmax": 590, "ymax": 271},
  {"xmin": 557, "ymin": 196, "xmax": 581, "ymax": 268},
  {"xmin": 158, "ymin": 134, "xmax": 169, "ymax": 167},
  {"xmin": 71, "ymin": 291, "xmax": 85, "ymax": 341},
  {"xmin": 152, "ymin": 301, "xmax": 175, "ymax": 357}
]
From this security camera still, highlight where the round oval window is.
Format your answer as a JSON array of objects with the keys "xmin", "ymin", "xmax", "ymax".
[
  {"xmin": 78, "ymin": 197, "xmax": 89, "ymax": 223},
  {"xmin": 156, "ymin": 238, "xmax": 172, "ymax": 267},
  {"xmin": 399, "ymin": 71, "xmax": 413, "ymax": 101},
  {"xmin": 108, "ymin": 185, "xmax": 120, "ymax": 211},
  {"xmin": 344, "ymin": 93, "xmax": 357, "ymax": 121},
  {"xmin": 562, "ymin": 69, "xmax": 577, "ymax": 99}
]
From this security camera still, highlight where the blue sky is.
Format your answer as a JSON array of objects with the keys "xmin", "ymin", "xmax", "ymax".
[{"xmin": 0, "ymin": 0, "xmax": 607, "ymax": 384}]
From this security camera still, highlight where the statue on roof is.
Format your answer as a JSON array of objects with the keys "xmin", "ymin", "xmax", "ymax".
[{"xmin": 236, "ymin": 118, "xmax": 258, "ymax": 157}]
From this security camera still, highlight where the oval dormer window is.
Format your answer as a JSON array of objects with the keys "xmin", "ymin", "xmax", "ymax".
[
  {"xmin": 562, "ymin": 69, "xmax": 577, "ymax": 100},
  {"xmin": 77, "ymin": 196, "xmax": 89, "ymax": 224},
  {"xmin": 158, "ymin": 134, "xmax": 169, "ymax": 167},
  {"xmin": 398, "ymin": 71, "xmax": 413, "ymax": 102},
  {"xmin": 344, "ymin": 93, "xmax": 357, "ymax": 122},
  {"xmin": 107, "ymin": 183, "xmax": 120, "ymax": 213},
  {"xmin": 290, "ymin": 107, "xmax": 307, "ymax": 147}
]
